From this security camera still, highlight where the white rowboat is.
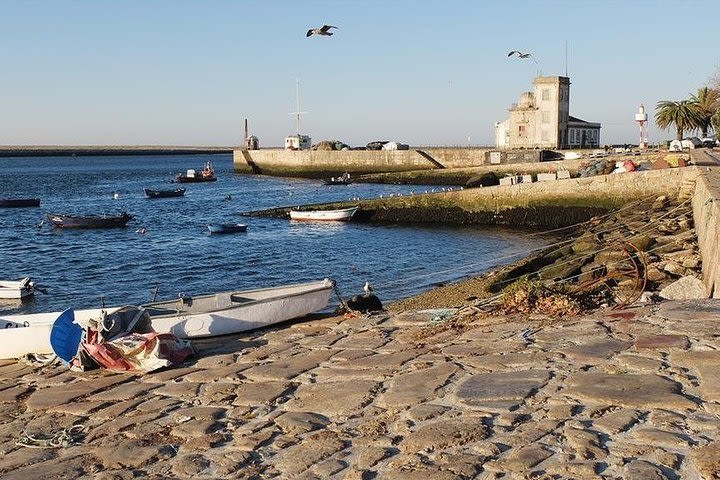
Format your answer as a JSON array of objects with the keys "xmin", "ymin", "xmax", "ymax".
[
  {"xmin": 0, "ymin": 279, "xmax": 334, "ymax": 360},
  {"xmin": 0, "ymin": 278, "xmax": 36, "ymax": 300},
  {"xmin": 289, "ymin": 206, "xmax": 358, "ymax": 222}
]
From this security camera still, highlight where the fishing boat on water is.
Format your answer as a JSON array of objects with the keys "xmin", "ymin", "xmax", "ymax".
[
  {"xmin": 0, "ymin": 278, "xmax": 335, "ymax": 359},
  {"xmin": 208, "ymin": 223, "xmax": 248, "ymax": 234},
  {"xmin": 144, "ymin": 188, "xmax": 186, "ymax": 198},
  {"xmin": 289, "ymin": 206, "xmax": 358, "ymax": 222},
  {"xmin": 0, "ymin": 278, "xmax": 37, "ymax": 300},
  {"xmin": 46, "ymin": 212, "xmax": 134, "ymax": 229},
  {"xmin": 0, "ymin": 198, "xmax": 40, "ymax": 208},
  {"xmin": 175, "ymin": 162, "xmax": 217, "ymax": 183}
]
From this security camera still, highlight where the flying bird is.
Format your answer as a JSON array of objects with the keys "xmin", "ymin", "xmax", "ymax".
[
  {"xmin": 306, "ymin": 25, "xmax": 338, "ymax": 37},
  {"xmin": 507, "ymin": 50, "xmax": 537, "ymax": 63}
]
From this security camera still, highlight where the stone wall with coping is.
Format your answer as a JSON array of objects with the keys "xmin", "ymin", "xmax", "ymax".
[
  {"xmin": 234, "ymin": 148, "xmax": 507, "ymax": 176},
  {"xmin": 691, "ymin": 169, "xmax": 720, "ymax": 298}
]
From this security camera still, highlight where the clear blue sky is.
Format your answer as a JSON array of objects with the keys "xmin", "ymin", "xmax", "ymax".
[{"xmin": 1, "ymin": 0, "xmax": 717, "ymax": 147}]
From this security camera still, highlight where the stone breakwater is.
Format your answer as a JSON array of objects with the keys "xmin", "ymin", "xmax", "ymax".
[{"xmin": 3, "ymin": 301, "xmax": 720, "ymax": 478}]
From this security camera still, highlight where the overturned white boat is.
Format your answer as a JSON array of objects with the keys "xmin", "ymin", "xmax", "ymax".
[
  {"xmin": 0, "ymin": 279, "xmax": 334, "ymax": 360},
  {"xmin": 0, "ymin": 278, "xmax": 37, "ymax": 300},
  {"xmin": 289, "ymin": 206, "xmax": 358, "ymax": 222}
]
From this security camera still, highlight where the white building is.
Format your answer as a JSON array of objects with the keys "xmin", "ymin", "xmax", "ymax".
[{"xmin": 495, "ymin": 76, "xmax": 601, "ymax": 149}]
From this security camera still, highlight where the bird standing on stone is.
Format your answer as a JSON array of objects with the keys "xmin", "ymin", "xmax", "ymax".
[
  {"xmin": 363, "ymin": 282, "xmax": 373, "ymax": 296},
  {"xmin": 507, "ymin": 50, "xmax": 537, "ymax": 64},
  {"xmin": 306, "ymin": 24, "xmax": 338, "ymax": 37}
]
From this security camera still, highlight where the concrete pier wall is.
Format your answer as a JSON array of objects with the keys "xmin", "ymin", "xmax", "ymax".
[
  {"xmin": 247, "ymin": 167, "xmax": 700, "ymax": 229},
  {"xmin": 234, "ymin": 148, "xmax": 503, "ymax": 177},
  {"xmin": 692, "ymin": 169, "xmax": 720, "ymax": 298}
]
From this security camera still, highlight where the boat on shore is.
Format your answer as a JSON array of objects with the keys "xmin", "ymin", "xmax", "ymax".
[
  {"xmin": 0, "ymin": 278, "xmax": 37, "ymax": 300},
  {"xmin": 0, "ymin": 198, "xmax": 40, "ymax": 208},
  {"xmin": 0, "ymin": 278, "xmax": 334, "ymax": 359},
  {"xmin": 289, "ymin": 206, "xmax": 358, "ymax": 222},
  {"xmin": 175, "ymin": 162, "xmax": 217, "ymax": 183},
  {"xmin": 208, "ymin": 223, "xmax": 248, "ymax": 234},
  {"xmin": 144, "ymin": 188, "xmax": 186, "ymax": 198},
  {"xmin": 47, "ymin": 212, "xmax": 134, "ymax": 229}
]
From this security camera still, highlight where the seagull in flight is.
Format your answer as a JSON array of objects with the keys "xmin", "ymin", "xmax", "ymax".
[
  {"xmin": 307, "ymin": 25, "xmax": 338, "ymax": 37},
  {"xmin": 508, "ymin": 50, "xmax": 538, "ymax": 63}
]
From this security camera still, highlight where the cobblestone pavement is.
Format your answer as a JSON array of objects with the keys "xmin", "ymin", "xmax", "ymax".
[{"xmin": 2, "ymin": 300, "xmax": 720, "ymax": 479}]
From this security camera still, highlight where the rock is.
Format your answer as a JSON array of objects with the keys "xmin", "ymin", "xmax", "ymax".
[
  {"xmin": 273, "ymin": 430, "xmax": 346, "ymax": 476},
  {"xmin": 484, "ymin": 444, "xmax": 553, "ymax": 472},
  {"xmin": 275, "ymin": 411, "xmax": 331, "ymax": 435},
  {"xmin": 635, "ymin": 335, "xmax": 689, "ymax": 350},
  {"xmin": 232, "ymin": 382, "xmax": 292, "ymax": 406},
  {"xmin": 171, "ymin": 454, "xmax": 211, "ymax": 477},
  {"xmin": 347, "ymin": 294, "xmax": 384, "ymax": 312},
  {"xmin": 628, "ymin": 234, "xmax": 655, "ymax": 251},
  {"xmin": 652, "ymin": 195, "xmax": 670, "ymax": 210},
  {"xmin": 284, "ymin": 380, "xmax": 380, "ymax": 418},
  {"xmin": 465, "ymin": 172, "xmax": 499, "ymax": 188},
  {"xmin": 690, "ymin": 440, "xmax": 720, "ymax": 478},
  {"xmin": 659, "ymin": 276, "xmax": 707, "ymax": 300},
  {"xmin": 564, "ymin": 372, "xmax": 695, "ymax": 409},
  {"xmin": 455, "ymin": 369, "xmax": 550, "ymax": 412},
  {"xmin": 592, "ymin": 408, "xmax": 641, "ymax": 434},
  {"xmin": 624, "ymin": 459, "xmax": 670, "ymax": 479},
  {"xmin": 377, "ymin": 363, "xmax": 457, "ymax": 408},
  {"xmin": 400, "ymin": 417, "xmax": 487, "ymax": 453},
  {"xmin": 662, "ymin": 261, "xmax": 686, "ymax": 276},
  {"xmin": 572, "ymin": 235, "xmax": 600, "ymax": 253}
]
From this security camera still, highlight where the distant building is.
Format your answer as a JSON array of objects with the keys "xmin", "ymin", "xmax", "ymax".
[{"xmin": 494, "ymin": 76, "xmax": 601, "ymax": 149}]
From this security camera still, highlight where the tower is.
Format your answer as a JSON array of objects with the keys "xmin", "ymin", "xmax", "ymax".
[{"xmin": 635, "ymin": 104, "xmax": 649, "ymax": 148}]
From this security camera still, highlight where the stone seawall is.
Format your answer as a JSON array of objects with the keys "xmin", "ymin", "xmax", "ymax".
[
  {"xmin": 691, "ymin": 169, "xmax": 720, "ymax": 298},
  {"xmin": 234, "ymin": 148, "xmax": 496, "ymax": 177},
  {"xmin": 245, "ymin": 167, "xmax": 700, "ymax": 229}
]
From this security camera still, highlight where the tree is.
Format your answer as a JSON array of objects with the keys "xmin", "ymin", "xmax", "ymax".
[
  {"xmin": 655, "ymin": 100, "xmax": 702, "ymax": 141},
  {"xmin": 713, "ymin": 110, "xmax": 720, "ymax": 141},
  {"xmin": 690, "ymin": 87, "xmax": 720, "ymax": 137}
]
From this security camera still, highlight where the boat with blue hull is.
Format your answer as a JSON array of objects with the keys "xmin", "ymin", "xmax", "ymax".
[{"xmin": 208, "ymin": 223, "xmax": 248, "ymax": 234}]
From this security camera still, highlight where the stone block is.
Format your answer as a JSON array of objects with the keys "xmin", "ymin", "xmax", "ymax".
[
  {"xmin": 557, "ymin": 169, "xmax": 571, "ymax": 179},
  {"xmin": 499, "ymin": 177, "xmax": 513, "ymax": 186},
  {"xmin": 537, "ymin": 172, "xmax": 557, "ymax": 181},
  {"xmin": 659, "ymin": 275, "xmax": 707, "ymax": 300}
]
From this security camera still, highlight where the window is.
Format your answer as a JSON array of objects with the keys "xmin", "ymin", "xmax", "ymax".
[
  {"xmin": 542, "ymin": 89, "xmax": 550, "ymax": 101},
  {"xmin": 541, "ymin": 111, "xmax": 550, "ymax": 123}
]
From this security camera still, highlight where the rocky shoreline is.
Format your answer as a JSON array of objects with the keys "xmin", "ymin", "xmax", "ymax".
[{"xmin": 0, "ymin": 196, "xmax": 718, "ymax": 479}]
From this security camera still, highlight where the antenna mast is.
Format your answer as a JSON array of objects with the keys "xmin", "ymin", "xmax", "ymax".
[{"xmin": 289, "ymin": 78, "xmax": 308, "ymax": 136}]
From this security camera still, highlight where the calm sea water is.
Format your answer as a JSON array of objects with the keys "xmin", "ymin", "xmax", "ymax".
[{"xmin": 0, "ymin": 154, "xmax": 545, "ymax": 315}]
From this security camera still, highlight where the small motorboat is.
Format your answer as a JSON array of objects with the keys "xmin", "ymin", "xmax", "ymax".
[
  {"xmin": 0, "ymin": 198, "xmax": 40, "ymax": 208},
  {"xmin": 0, "ymin": 278, "xmax": 335, "ymax": 359},
  {"xmin": 175, "ymin": 161, "xmax": 217, "ymax": 183},
  {"xmin": 323, "ymin": 172, "xmax": 352, "ymax": 186},
  {"xmin": 208, "ymin": 223, "xmax": 248, "ymax": 234},
  {"xmin": 0, "ymin": 277, "xmax": 37, "ymax": 299},
  {"xmin": 47, "ymin": 212, "xmax": 134, "ymax": 229},
  {"xmin": 144, "ymin": 188, "xmax": 186, "ymax": 198},
  {"xmin": 289, "ymin": 206, "xmax": 358, "ymax": 222}
]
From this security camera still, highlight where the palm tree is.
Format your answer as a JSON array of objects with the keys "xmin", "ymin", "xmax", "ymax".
[
  {"xmin": 655, "ymin": 100, "xmax": 702, "ymax": 141},
  {"xmin": 690, "ymin": 87, "xmax": 720, "ymax": 137}
]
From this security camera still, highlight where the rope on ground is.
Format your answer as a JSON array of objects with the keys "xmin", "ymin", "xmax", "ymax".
[
  {"xmin": 20, "ymin": 353, "xmax": 60, "ymax": 367},
  {"xmin": 331, "ymin": 280, "xmax": 353, "ymax": 313},
  {"xmin": 16, "ymin": 424, "xmax": 86, "ymax": 449}
]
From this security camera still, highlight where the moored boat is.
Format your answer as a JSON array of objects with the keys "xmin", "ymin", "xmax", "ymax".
[
  {"xmin": 175, "ymin": 161, "xmax": 217, "ymax": 183},
  {"xmin": 0, "ymin": 198, "xmax": 40, "ymax": 208},
  {"xmin": 0, "ymin": 278, "xmax": 335, "ymax": 359},
  {"xmin": 289, "ymin": 206, "xmax": 358, "ymax": 222},
  {"xmin": 208, "ymin": 223, "xmax": 248, "ymax": 234},
  {"xmin": 0, "ymin": 277, "xmax": 36, "ymax": 299},
  {"xmin": 144, "ymin": 188, "xmax": 186, "ymax": 198},
  {"xmin": 47, "ymin": 212, "xmax": 134, "ymax": 229}
]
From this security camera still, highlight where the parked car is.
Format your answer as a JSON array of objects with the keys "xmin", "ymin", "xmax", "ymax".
[{"xmin": 701, "ymin": 137, "xmax": 717, "ymax": 147}]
